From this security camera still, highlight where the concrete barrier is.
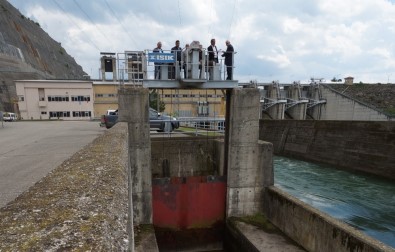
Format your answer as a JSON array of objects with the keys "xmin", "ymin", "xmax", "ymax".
[
  {"xmin": 0, "ymin": 122, "xmax": 158, "ymax": 251},
  {"xmin": 264, "ymin": 187, "xmax": 394, "ymax": 252}
]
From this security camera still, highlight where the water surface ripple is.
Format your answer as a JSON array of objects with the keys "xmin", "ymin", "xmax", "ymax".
[{"xmin": 274, "ymin": 156, "xmax": 395, "ymax": 248}]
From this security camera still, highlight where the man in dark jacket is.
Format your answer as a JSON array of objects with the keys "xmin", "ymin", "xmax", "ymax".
[
  {"xmin": 222, "ymin": 40, "xmax": 234, "ymax": 80},
  {"xmin": 207, "ymin": 38, "xmax": 219, "ymax": 80},
  {"xmin": 171, "ymin": 40, "xmax": 182, "ymax": 79},
  {"xmin": 207, "ymin": 38, "xmax": 219, "ymax": 65}
]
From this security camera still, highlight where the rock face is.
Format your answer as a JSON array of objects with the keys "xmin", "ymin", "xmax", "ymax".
[{"xmin": 0, "ymin": 0, "xmax": 86, "ymax": 112}]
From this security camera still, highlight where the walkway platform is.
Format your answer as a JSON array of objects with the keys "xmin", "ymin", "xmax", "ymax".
[{"xmin": 143, "ymin": 79, "xmax": 239, "ymax": 89}]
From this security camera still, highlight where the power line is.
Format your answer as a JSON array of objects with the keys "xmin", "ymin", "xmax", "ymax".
[
  {"xmin": 72, "ymin": 0, "xmax": 113, "ymax": 46},
  {"xmin": 177, "ymin": 0, "xmax": 185, "ymax": 43},
  {"xmin": 177, "ymin": 0, "xmax": 182, "ymax": 26},
  {"xmin": 51, "ymin": 0, "xmax": 101, "ymax": 51},
  {"xmin": 208, "ymin": 0, "xmax": 214, "ymax": 41},
  {"xmin": 103, "ymin": 0, "xmax": 137, "ymax": 48},
  {"xmin": 228, "ymin": 0, "xmax": 238, "ymax": 39}
]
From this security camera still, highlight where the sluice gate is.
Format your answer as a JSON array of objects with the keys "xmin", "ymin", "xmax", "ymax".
[{"xmin": 117, "ymin": 45, "xmax": 270, "ymax": 251}]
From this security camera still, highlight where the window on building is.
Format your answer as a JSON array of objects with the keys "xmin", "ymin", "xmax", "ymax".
[
  {"xmin": 18, "ymin": 96, "xmax": 25, "ymax": 101},
  {"xmin": 41, "ymin": 111, "xmax": 47, "ymax": 115},
  {"xmin": 197, "ymin": 101, "xmax": 209, "ymax": 116},
  {"xmin": 48, "ymin": 95, "xmax": 69, "ymax": 102},
  {"xmin": 49, "ymin": 111, "xmax": 70, "ymax": 118},
  {"xmin": 72, "ymin": 111, "xmax": 92, "ymax": 117},
  {"xmin": 71, "ymin": 95, "xmax": 90, "ymax": 102}
]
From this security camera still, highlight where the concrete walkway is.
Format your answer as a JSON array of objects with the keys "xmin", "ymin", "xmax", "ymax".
[
  {"xmin": 0, "ymin": 121, "xmax": 105, "ymax": 207},
  {"xmin": 233, "ymin": 221, "xmax": 306, "ymax": 252}
]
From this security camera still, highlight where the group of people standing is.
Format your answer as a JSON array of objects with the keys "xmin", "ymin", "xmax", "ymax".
[{"xmin": 153, "ymin": 39, "xmax": 234, "ymax": 80}]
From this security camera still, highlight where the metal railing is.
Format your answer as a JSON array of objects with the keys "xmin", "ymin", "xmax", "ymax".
[{"xmin": 116, "ymin": 48, "xmax": 236, "ymax": 83}]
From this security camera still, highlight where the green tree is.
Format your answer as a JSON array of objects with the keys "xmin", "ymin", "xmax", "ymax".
[{"xmin": 149, "ymin": 90, "xmax": 165, "ymax": 112}]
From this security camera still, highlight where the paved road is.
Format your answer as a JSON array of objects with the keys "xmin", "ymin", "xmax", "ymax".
[{"xmin": 0, "ymin": 121, "xmax": 105, "ymax": 208}]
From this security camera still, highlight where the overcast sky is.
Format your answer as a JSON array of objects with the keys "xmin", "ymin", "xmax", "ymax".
[{"xmin": 7, "ymin": 0, "xmax": 395, "ymax": 83}]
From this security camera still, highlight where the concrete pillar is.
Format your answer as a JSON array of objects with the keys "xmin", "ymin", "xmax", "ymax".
[
  {"xmin": 308, "ymin": 84, "xmax": 324, "ymax": 119},
  {"xmin": 160, "ymin": 65, "xmax": 168, "ymax": 80},
  {"xmin": 267, "ymin": 103, "xmax": 285, "ymax": 119},
  {"xmin": 287, "ymin": 103, "xmax": 307, "ymax": 120},
  {"xmin": 287, "ymin": 84, "xmax": 308, "ymax": 119},
  {"xmin": 226, "ymin": 88, "xmax": 273, "ymax": 217},
  {"xmin": 118, "ymin": 87, "xmax": 152, "ymax": 225},
  {"xmin": 190, "ymin": 49, "xmax": 200, "ymax": 79},
  {"xmin": 265, "ymin": 84, "xmax": 285, "ymax": 119}
]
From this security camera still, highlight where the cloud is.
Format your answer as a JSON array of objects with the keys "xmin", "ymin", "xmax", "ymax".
[{"xmin": 8, "ymin": 0, "xmax": 395, "ymax": 83}]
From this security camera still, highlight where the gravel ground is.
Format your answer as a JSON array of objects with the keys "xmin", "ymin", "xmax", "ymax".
[{"xmin": 0, "ymin": 123, "xmax": 129, "ymax": 251}]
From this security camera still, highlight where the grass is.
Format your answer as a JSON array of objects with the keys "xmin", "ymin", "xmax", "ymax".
[
  {"xmin": 384, "ymin": 107, "xmax": 395, "ymax": 116},
  {"xmin": 229, "ymin": 213, "xmax": 278, "ymax": 233}
]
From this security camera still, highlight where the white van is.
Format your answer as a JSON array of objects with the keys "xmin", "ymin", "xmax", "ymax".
[
  {"xmin": 106, "ymin": 109, "xmax": 117, "ymax": 115},
  {"xmin": 3, "ymin": 112, "xmax": 17, "ymax": 122}
]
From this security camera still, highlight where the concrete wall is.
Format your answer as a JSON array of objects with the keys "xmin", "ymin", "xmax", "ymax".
[
  {"xmin": 151, "ymin": 137, "xmax": 223, "ymax": 177},
  {"xmin": 264, "ymin": 187, "xmax": 394, "ymax": 252},
  {"xmin": 320, "ymin": 85, "xmax": 391, "ymax": 121},
  {"xmin": 259, "ymin": 120, "xmax": 395, "ymax": 180},
  {"xmin": 118, "ymin": 87, "xmax": 152, "ymax": 225},
  {"xmin": 227, "ymin": 88, "xmax": 274, "ymax": 217}
]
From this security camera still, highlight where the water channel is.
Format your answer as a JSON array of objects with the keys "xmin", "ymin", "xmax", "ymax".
[{"xmin": 274, "ymin": 156, "xmax": 395, "ymax": 248}]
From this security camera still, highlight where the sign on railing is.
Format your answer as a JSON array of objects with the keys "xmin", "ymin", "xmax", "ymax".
[{"xmin": 148, "ymin": 53, "xmax": 176, "ymax": 63}]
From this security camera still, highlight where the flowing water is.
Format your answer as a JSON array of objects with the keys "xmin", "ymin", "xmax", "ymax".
[{"xmin": 274, "ymin": 156, "xmax": 395, "ymax": 248}]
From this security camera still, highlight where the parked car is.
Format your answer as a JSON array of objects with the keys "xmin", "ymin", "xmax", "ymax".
[
  {"xmin": 103, "ymin": 108, "xmax": 179, "ymax": 132},
  {"xmin": 3, "ymin": 112, "xmax": 17, "ymax": 122}
]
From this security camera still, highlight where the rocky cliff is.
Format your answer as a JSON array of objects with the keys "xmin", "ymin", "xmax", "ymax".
[{"xmin": 0, "ymin": 0, "xmax": 86, "ymax": 112}]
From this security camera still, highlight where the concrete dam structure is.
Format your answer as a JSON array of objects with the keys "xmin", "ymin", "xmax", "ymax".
[
  {"xmin": 1, "ymin": 109, "xmax": 393, "ymax": 251},
  {"xmin": 258, "ymin": 81, "xmax": 394, "ymax": 121},
  {"xmin": 1, "ymin": 48, "xmax": 394, "ymax": 251}
]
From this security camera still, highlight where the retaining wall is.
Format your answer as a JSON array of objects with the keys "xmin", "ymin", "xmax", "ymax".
[
  {"xmin": 319, "ymin": 85, "xmax": 392, "ymax": 121},
  {"xmin": 264, "ymin": 187, "xmax": 394, "ymax": 252},
  {"xmin": 151, "ymin": 137, "xmax": 224, "ymax": 177},
  {"xmin": 259, "ymin": 120, "xmax": 395, "ymax": 180}
]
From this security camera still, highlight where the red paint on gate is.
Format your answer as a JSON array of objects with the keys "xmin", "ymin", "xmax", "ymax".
[{"xmin": 152, "ymin": 176, "xmax": 226, "ymax": 229}]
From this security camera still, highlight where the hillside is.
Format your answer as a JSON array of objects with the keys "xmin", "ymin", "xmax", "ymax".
[
  {"xmin": 326, "ymin": 84, "xmax": 395, "ymax": 117},
  {"xmin": 0, "ymin": 0, "xmax": 86, "ymax": 112}
]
